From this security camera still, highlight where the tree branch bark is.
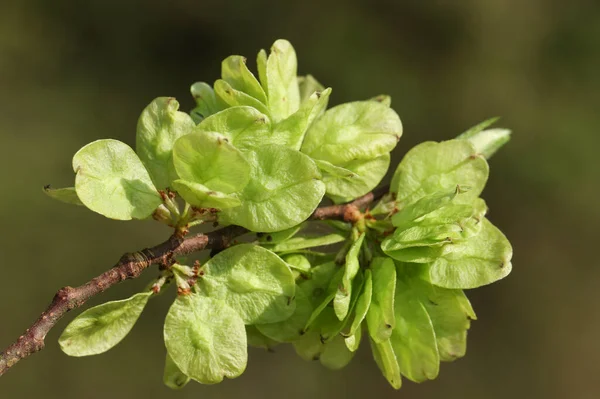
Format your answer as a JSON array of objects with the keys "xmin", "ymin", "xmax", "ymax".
[{"xmin": 0, "ymin": 187, "xmax": 388, "ymax": 377}]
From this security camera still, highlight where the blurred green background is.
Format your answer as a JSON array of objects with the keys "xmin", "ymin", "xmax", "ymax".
[{"xmin": 1, "ymin": 0, "xmax": 598, "ymax": 398}]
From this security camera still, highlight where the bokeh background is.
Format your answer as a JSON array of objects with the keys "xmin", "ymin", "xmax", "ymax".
[{"xmin": 1, "ymin": 0, "xmax": 598, "ymax": 398}]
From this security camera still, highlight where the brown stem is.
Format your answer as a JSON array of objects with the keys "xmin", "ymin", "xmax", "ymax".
[
  {"xmin": 0, "ymin": 187, "xmax": 388, "ymax": 377},
  {"xmin": 311, "ymin": 184, "xmax": 390, "ymax": 221}
]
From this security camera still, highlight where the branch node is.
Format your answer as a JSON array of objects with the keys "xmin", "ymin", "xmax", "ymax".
[{"xmin": 343, "ymin": 205, "xmax": 362, "ymax": 223}]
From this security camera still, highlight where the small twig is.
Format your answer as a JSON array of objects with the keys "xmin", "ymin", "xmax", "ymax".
[
  {"xmin": 0, "ymin": 187, "xmax": 387, "ymax": 377},
  {"xmin": 311, "ymin": 185, "xmax": 389, "ymax": 221}
]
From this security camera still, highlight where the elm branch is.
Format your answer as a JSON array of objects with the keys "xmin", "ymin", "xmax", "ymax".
[{"xmin": 0, "ymin": 188, "xmax": 387, "ymax": 377}]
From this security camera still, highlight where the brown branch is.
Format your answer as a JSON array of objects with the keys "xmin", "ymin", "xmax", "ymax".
[
  {"xmin": 311, "ymin": 184, "xmax": 390, "ymax": 221},
  {"xmin": 0, "ymin": 187, "xmax": 388, "ymax": 377}
]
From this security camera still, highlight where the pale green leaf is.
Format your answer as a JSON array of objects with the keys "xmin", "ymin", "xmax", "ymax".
[
  {"xmin": 320, "ymin": 334, "xmax": 355, "ymax": 370},
  {"xmin": 315, "ymin": 160, "xmax": 358, "ymax": 179},
  {"xmin": 459, "ymin": 128, "xmax": 511, "ymax": 159},
  {"xmin": 382, "ymin": 195, "xmax": 488, "ymax": 259},
  {"xmin": 420, "ymin": 200, "xmax": 485, "ymax": 228},
  {"xmin": 297, "ymin": 300, "xmax": 352, "ymax": 356},
  {"xmin": 330, "ymin": 271, "xmax": 368, "ymax": 342},
  {"xmin": 267, "ymin": 233, "xmax": 346, "ymax": 253},
  {"xmin": 279, "ymin": 250, "xmax": 331, "ymax": 259},
  {"xmin": 256, "ymin": 49, "xmax": 268, "ymax": 94},
  {"xmin": 370, "ymin": 338, "xmax": 402, "ymax": 389},
  {"xmin": 172, "ymin": 131, "xmax": 250, "ymax": 194},
  {"xmin": 164, "ymin": 353, "xmax": 191, "ymax": 390},
  {"xmin": 214, "ymin": 79, "xmax": 270, "ymax": 115},
  {"xmin": 320, "ymin": 220, "xmax": 353, "ymax": 233},
  {"xmin": 196, "ymin": 106, "xmax": 271, "ymax": 151},
  {"xmin": 310, "ymin": 301, "xmax": 350, "ymax": 343},
  {"xmin": 422, "ymin": 288, "xmax": 475, "ymax": 360},
  {"xmin": 415, "ymin": 202, "xmax": 477, "ymax": 227},
  {"xmin": 245, "ymin": 325, "xmax": 279, "ymax": 350},
  {"xmin": 298, "ymin": 75, "xmax": 325, "ymax": 103},
  {"xmin": 293, "ymin": 330, "xmax": 324, "ymax": 361},
  {"xmin": 264, "ymin": 39, "xmax": 300, "ymax": 122},
  {"xmin": 59, "ymin": 292, "xmax": 151, "ymax": 356},
  {"xmin": 319, "ymin": 270, "xmax": 366, "ymax": 344},
  {"xmin": 43, "ymin": 186, "xmax": 83, "ymax": 206},
  {"xmin": 301, "ymin": 101, "xmax": 402, "ymax": 165},
  {"xmin": 73, "ymin": 139, "xmax": 161, "ymax": 220},
  {"xmin": 381, "ymin": 224, "xmax": 462, "ymax": 253},
  {"xmin": 400, "ymin": 224, "xmax": 461, "ymax": 244},
  {"xmin": 395, "ymin": 263, "xmax": 476, "ymax": 361},
  {"xmin": 365, "ymin": 220, "xmax": 395, "ymax": 236},
  {"xmin": 366, "ymin": 257, "xmax": 396, "ymax": 343},
  {"xmin": 344, "ymin": 322, "xmax": 362, "ymax": 352},
  {"xmin": 197, "ymin": 244, "xmax": 296, "ymax": 324},
  {"xmin": 346, "ymin": 268, "xmax": 372, "ymax": 337},
  {"xmin": 391, "ymin": 189, "xmax": 458, "ymax": 229},
  {"xmin": 334, "ymin": 233, "xmax": 365, "ymax": 320},
  {"xmin": 426, "ymin": 218, "xmax": 513, "ymax": 288},
  {"xmin": 221, "ymin": 55, "xmax": 267, "ymax": 104},
  {"xmin": 301, "ymin": 274, "xmax": 364, "ymax": 355},
  {"xmin": 271, "ymin": 88, "xmax": 332, "ymax": 150},
  {"xmin": 390, "ymin": 140, "xmax": 489, "ymax": 207},
  {"xmin": 304, "ymin": 291, "xmax": 336, "ymax": 331},
  {"xmin": 383, "ymin": 246, "xmax": 444, "ymax": 264},
  {"xmin": 171, "ymin": 180, "xmax": 241, "ymax": 209},
  {"xmin": 458, "ymin": 214, "xmax": 485, "ymax": 240},
  {"xmin": 164, "ymin": 295, "xmax": 247, "ymax": 384},
  {"xmin": 390, "ymin": 276, "xmax": 440, "ymax": 382},
  {"xmin": 219, "ymin": 145, "xmax": 325, "ymax": 232},
  {"xmin": 341, "ymin": 234, "xmax": 365, "ymax": 292},
  {"xmin": 256, "ymin": 286, "xmax": 312, "ymax": 342},
  {"xmin": 282, "ymin": 254, "xmax": 311, "ymax": 273},
  {"xmin": 190, "ymin": 82, "xmax": 221, "ymax": 122},
  {"xmin": 458, "ymin": 117, "xmax": 499, "ymax": 138},
  {"xmin": 369, "ymin": 192, "xmax": 397, "ymax": 216},
  {"xmin": 328, "ymin": 262, "xmax": 365, "ymax": 339},
  {"xmin": 324, "ymin": 154, "xmax": 390, "ymax": 204},
  {"xmin": 299, "ymin": 261, "xmax": 338, "ymax": 308},
  {"xmin": 258, "ymin": 225, "xmax": 302, "ymax": 244},
  {"xmin": 136, "ymin": 97, "xmax": 195, "ymax": 189},
  {"xmin": 302, "ymin": 264, "xmax": 345, "ymax": 331},
  {"xmin": 385, "ymin": 213, "xmax": 478, "ymax": 255}
]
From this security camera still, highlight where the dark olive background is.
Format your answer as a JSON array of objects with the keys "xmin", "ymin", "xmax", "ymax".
[{"xmin": 1, "ymin": 0, "xmax": 598, "ymax": 398}]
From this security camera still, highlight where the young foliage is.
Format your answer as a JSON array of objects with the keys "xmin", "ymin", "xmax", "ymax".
[
  {"xmin": 195, "ymin": 106, "xmax": 271, "ymax": 151},
  {"xmin": 43, "ymin": 186, "xmax": 83, "ymax": 206},
  {"xmin": 44, "ymin": 39, "xmax": 514, "ymax": 391},
  {"xmin": 136, "ymin": 97, "xmax": 196, "ymax": 189},
  {"xmin": 301, "ymin": 101, "xmax": 402, "ymax": 165},
  {"xmin": 59, "ymin": 292, "xmax": 152, "ymax": 356},
  {"xmin": 366, "ymin": 257, "xmax": 396, "ymax": 343},
  {"xmin": 334, "ymin": 233, "xmax": 365, "ymax": 320},
  {"xmin": 425, "ymin": 217, "xmax": 513, "ymax": 288},
  {"xmin": 219, "ymin": 146, "xmax": 326, "ymax": 232},
  {"xmin": 196, "ymin": 244, "xmax": 296, "ymax": 324},
  {"xmin": 390, "ymin": 140, "xmax": 489, "ymax": 207},
  {"xmin": 172, "ymin": 132, "xmax": 250, "ymax": 193},
  {"xmin": 190, "ymin": 82, "xmax": 220, "ymax": 122},
  {"xmin": 164, "ymin": 295, "xmax": 247, "ymax": 384},
  {"xmin": 263, "ymin": 39, "xmax": 301, "ymax": 122},
  {"xmin": 164, "ymin": 353, "xmax": 191, "ymax": 390},
  {"xmin": 73, "ymin": 139, "xmax": 162, "ymax": 220}
]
